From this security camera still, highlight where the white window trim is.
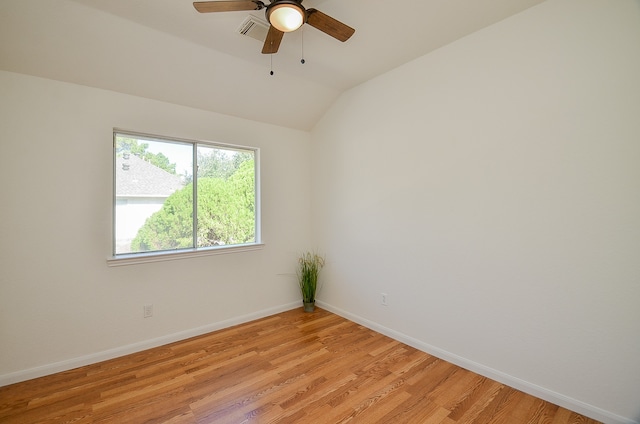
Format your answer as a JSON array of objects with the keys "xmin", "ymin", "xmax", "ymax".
[
  {"xmin": 110, "ymin": 129, "xmax": 262, "ymax": 266},
  {"xmin": 107, "ymin": 243, "xmax": 265, "ymax": 267}
]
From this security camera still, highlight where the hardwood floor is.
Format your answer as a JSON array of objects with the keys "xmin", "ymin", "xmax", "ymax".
[{"xmin": 0, "ymin": 308, "xmax": 601, "ymax": 423}]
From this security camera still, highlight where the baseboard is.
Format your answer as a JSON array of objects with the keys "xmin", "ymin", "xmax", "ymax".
[
  {"xmin": 316, "ymin": 301, "xmax": 637, "ymax": 424},
  {"xmin": 0, "ymin": 301, "xmax": 300, "ymax": 388}
]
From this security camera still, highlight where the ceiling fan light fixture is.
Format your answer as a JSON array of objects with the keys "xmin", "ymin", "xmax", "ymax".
[{"xmin": 267, "ymin": 2, "xmax": 305, "ymax": 33}]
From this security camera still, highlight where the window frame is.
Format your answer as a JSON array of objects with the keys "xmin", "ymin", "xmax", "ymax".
[{"xmin": 108, "ymin": 130, "xmax": 263, "ymax": 266}]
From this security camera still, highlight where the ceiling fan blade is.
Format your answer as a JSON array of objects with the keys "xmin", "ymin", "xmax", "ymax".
[
  {"xmin": 193, "ymin": 1, "xmax": 263, "ymax": 13},
  {"xmin": 262, "ymin": 25, "xmax": 284, "ymax": 54},
  {"xmin": 306, "ymin": 9, "xmax": 355, "ymax": 42}
]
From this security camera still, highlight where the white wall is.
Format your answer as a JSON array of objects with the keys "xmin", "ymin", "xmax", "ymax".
[
  {"xmin": 311, "ymin": 1, "xmax": 640, "ymax": 423},
  {"xmin": 0, "ymin": 71, "xmax": 311, "ymax": 383}
]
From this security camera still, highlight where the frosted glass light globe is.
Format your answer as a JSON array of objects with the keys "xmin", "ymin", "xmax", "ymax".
[{"xmin": 269, "ymin": 4, "xmax": 304, "ymax": 32}]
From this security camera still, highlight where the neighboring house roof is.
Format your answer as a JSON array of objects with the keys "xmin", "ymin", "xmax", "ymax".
[{"xmin": 116, "ymin": 154, "xmax": 185, "ymax": 197}]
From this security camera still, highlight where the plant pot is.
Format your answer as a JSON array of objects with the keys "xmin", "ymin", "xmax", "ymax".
[{"xmin": 303, "ymin": 301, "xmax": 315, "ymax": 313}]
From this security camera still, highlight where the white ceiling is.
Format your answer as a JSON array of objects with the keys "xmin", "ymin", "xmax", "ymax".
[{"xmin": 0, "ymin": 0, "xmax": 545, "ymax": 130}]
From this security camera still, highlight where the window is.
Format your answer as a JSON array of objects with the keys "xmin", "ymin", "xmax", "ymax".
[{"xmin": 112, "ymin": 131, "xmax": 260, "ymax": 262}]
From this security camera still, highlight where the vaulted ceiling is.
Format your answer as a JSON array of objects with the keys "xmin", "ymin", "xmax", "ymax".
[{"xmin": 0, "ymin": 0, "xmax": 545, "ymax": 130}]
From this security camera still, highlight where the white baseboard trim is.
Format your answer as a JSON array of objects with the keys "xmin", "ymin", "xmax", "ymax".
[
  {"xmin": 316, "ymin": 301, "xmax": 637, "ymax": 424},
  {"xmin": 0, "ymin": 301, "xmax": 300, "ymax": 388}
]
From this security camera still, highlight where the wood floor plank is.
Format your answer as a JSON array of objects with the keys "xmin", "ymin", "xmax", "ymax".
[
  {"xmin": 0, "ymin": 308, "xmax": 602, "ymax": 423},
  {"xmin": 428, "ymin": 367, "xmax": 480, "ymax": 407},
  {"xmin": 377, "ymin": 393, "xmax": 449, "ymax": 424},
  {"xmin": 469, "ymin": 385, "xmax": 522, "ymax": 424},
  {"xmin": 446, "ymin": 377, "xmax": 503, "ymax": 423},
  {"xmin": 445, "ymin": 376, "xmax": 503, "ymax": 420}
]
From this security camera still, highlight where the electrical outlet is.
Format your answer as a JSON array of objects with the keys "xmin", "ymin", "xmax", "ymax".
[
  {"xmin": 381, "ymin": 293, "xmax": 388, "ymax": 306},
  {"xmin": 143, "ymin": 304, "xmax": 153, "ymax": 318}
]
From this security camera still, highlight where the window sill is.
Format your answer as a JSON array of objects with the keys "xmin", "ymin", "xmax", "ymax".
[{"xmin": 107, "ymin": 243, "xmax": 265, "ymax": 267}]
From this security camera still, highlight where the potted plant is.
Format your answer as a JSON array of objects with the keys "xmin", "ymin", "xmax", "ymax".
[{"xmin": 297, "ymin": 252, "xmax": 325, "ymax": 312}]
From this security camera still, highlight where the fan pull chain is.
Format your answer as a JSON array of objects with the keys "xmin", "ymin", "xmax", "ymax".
[
  {"xmin": 270, "ymin": 53, "xmax": 274, "ymax": 76},
  {"xmin": 300, "ymin": 27, "xmax": 305, "ymax": 64}
]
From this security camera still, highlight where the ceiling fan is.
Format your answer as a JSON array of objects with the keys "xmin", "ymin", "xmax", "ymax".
[{"xmin": 193, "ymin": 1, "xmax": 355, "ymax": 54}]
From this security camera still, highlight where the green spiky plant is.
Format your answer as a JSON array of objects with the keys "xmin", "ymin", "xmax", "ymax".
[{"xmin": 297, "ymin": 252, "xmax": 325, "ymax": 304}]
